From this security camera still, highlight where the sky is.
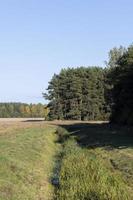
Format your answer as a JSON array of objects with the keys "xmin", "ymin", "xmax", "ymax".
[{"xmin": 0, "ymin": 0, "xmax": 132, "ymax": 103}]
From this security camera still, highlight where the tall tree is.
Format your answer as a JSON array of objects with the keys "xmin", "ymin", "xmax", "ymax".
[
  {"xmin": 44, "ymin": 67, "xmax": 109, "ymax": 121},
  {"xmin": 109, "ymin": 45, "xmax": 133, "ymax": 124}
]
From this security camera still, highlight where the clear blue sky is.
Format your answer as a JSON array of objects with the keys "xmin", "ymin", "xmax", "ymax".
[{"xmin": 0, "ymin": 0, "xmax": 132, "ymax": 103}]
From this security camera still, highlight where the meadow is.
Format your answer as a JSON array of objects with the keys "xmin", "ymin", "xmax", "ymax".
[
  {"xmin": 0, "ymin": 119, "xmax": 132, "ymax": 199},
  {"xmin": 55, "ymin": 124, "xmax": 133, "ymax": 200},
  {"xmin": 0, "ymin": 120, "xmax": 60, "ymax": 200}
]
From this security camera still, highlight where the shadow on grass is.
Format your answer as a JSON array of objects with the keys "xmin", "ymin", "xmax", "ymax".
[
  {"xmin": 52, "ymin": 122, "xmax": 133, "ymax": 149},
  {"xmin": 23, "ymin": 119, "xmax": 44, "ymax": 122}
]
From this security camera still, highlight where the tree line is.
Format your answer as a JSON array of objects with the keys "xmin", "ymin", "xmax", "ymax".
[
  {"xmin": 44, "ymin": 44, "xmax": 133, "ymax": 125},
  {"xmin": 0, "ymin": 103, "xmax": 49, "ymax": 118}
]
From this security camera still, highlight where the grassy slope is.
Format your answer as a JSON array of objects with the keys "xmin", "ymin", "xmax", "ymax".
[
  {"xmin": 0, "ymin": 125, "xmax": 59, "ymax": 200},
  {"xmin": 56, "ymin": 125, "xmax": 133, "ymax": 200}
]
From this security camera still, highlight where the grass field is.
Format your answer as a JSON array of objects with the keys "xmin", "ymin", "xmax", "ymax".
[
  {"xmin": 0, "ymin": 119, "xmax": 132, "ymax": 199},
  {"xmin": 56, "ymin": 123, "xmax": 133, "ymax": 200},
  {"xmin": 0, "ymin": 120, "xmax": 60, "ymax": 200}
]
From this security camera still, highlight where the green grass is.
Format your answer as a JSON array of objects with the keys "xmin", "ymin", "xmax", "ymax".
[
  {"xmin": 0, "ymin": 126, "xmax": 59, "ymax": 200},
  {"xmin": 55, "ymin": 126, "xmax": 133, "ymax": 200},
  {"xmin": 62, "ymin": 123, "xmax": 133, "ymax": 190},
  {"xmin": 0, "ymin": 123, "xmax": 132, "ymax": 200}
]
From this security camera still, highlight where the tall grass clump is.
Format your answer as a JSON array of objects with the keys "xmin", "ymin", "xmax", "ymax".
[
  {"xmin": 56, "ymin": 127, "xmax": 70, "ymax": 143},
  {"xmin": 56, "ymin": 139, "xmax": 131, "ymax": 200}
]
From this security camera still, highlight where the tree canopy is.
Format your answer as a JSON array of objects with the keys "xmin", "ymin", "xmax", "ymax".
[
  {"xmin": 44, "ymin": 67, "xmax": 109, "ymax": 120},
  {"xmin": 44, "ymin": 44, "xmax": 133, "ymax": 125},
  {"xmin": 108, "ymin": 45, "xmax": 133, "ymax": 125}
]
